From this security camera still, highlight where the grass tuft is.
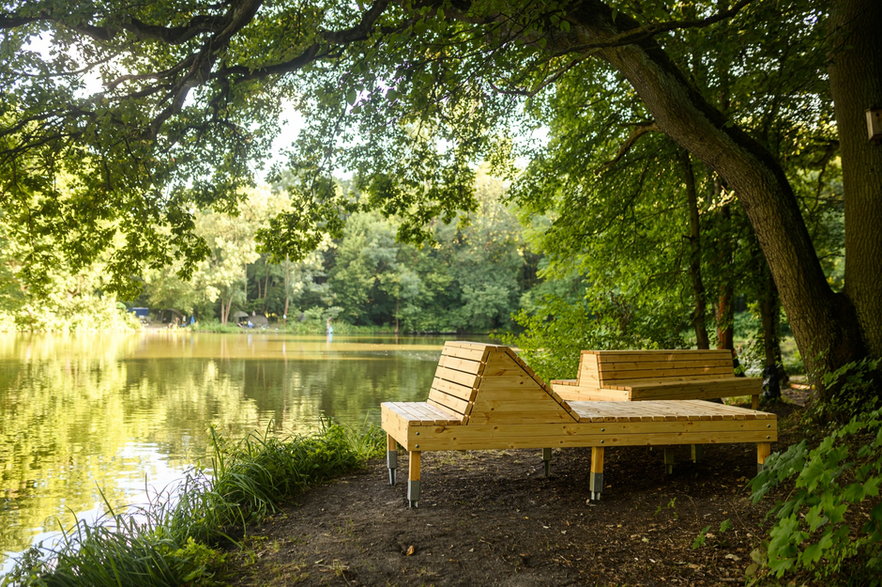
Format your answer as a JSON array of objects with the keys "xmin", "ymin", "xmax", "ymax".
[{"xmin": 2, "ymin": 421, "xmax": 384, "ymax": 586}]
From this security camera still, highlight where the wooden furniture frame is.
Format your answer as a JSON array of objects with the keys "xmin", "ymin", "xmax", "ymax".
[
  {"xmin": 381, "ymin": 342, "xmax": 776, "ymax": 506},
  {"xmin": 550, "ymin": 349, "xmax": 762, "ymax": 409}
]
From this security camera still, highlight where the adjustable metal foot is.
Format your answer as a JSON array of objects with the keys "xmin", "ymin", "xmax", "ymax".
[
  {"xmin": 386, "ymin": 449, "xmax": 398, "ymax": 485},
  {"xmin": 757, "ymin": 442, "xmax": 771, "ymax": 473},
  {"xmin": 590, "ymin": 472, "xmax": 603, "ymax": 501},
  {"xmin": 407, "ymin": 451, "xmax": 421, "ymax": 508},
  {"xmin": 407, "ymin": 480, "xmax": 420, "ymax": 508},
  {"xmin": 664, "ymin": 448, "xmax": 676, "ymax": 475},
  {"xmin": 590, "ymin": 446, "xmax": 605, "ymax": 501}
]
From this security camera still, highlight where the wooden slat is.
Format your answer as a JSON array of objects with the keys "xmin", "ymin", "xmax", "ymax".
[
  {"xmin": 430, "ymin": 377, "xmax": 477, "ymax": 401},
  {"xmin": 588, "ymin": 349, "xmax": 732, "ymax": 357},
  {"xmin": 599, "ymin": 365, "xmax": 733, "ymax": 381},
  {"xmin": 610, "ymin": 376, "xmax": 758, "ymax": 388},
  {"xmin": 438, "ymin": 353, "xmax": 484, "ymax": 375},
  {"xmin": 627, "ymin": 382, "xmax": 760, "ymax": 401},
  {"xmin": 557, "ymin": 388, "xmax": 631, "ymax": 402},
  {"xmin": 598, "ymin": 354, "xmax": 731, "ymax": 365},
  {"xmin": 440, "ymin": 342, "xmax": 489, "ymax": 362},
  {"xmin": 427, "ymin": 394, "xmax": 471, "ymax": 416},
  {"xmin": 434, "ymin": 365, "xmax": 481, "ymax": 388}
]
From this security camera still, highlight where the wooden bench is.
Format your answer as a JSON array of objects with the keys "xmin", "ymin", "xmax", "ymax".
[
  {"xmin": 550, "ymin": 349, "xmax": 761, "ymax": 409},
  {"xmin": 381, "ymin": 342, "xmax": 776, "ymax": 506}
]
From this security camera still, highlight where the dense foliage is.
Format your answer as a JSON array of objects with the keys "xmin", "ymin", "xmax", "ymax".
[
  {"xmin": 133, "ymin": 170, "xmax": 537, "ymax": 333},
  {"xmin": 750, "ymin": 404, "xmax": 882, "ymax": 582}
]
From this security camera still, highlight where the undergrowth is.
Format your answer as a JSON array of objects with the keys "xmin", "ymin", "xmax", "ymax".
[
  {"xmin": 2, "ymin": 422, "xmax": 384, "ymax": 586},
  {"xmin": 749, "ymin": 405, "xmax": 882, "ymax": 583},
  {"xmin": 808, "ymin": 357, "xmax": 882, "ymax": 428}
]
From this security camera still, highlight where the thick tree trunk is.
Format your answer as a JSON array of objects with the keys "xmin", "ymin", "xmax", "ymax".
[
  {"xmin": 570, "ymin": 0, "xmax": 866, "ymax": 382},
  {"xmin": 678, "ymin": 148, "xmax": 709, "ymax": 349},
  {"xmin": 829, "ymin": 0, "xmax": 882, "ymax": 358}
]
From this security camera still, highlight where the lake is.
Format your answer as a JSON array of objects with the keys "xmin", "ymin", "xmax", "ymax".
[{"xmin": 0, "ymin": 330, "xmax": 463, "ymax": 572}]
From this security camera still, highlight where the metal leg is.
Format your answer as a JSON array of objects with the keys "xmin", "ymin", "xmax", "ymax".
[
  {"xmin": 664, "ymin": 448, "xmax": 676, "ymax": 475},
  {"xmin": 590, "ymin": 446, "xmax": 605, "ymax": 501},
  {"xmin": 542, "ymin": 447, "xmax": 552, "ymax": 477},
  {"xmin": 408, "ymin": 451, "xmax": 421, "ymax": 508},
  {"xmin": 386, "ymin": 434, "xmax": 398, "ymax": 485},
  {"xmin": 757, "ymin": 442, "xmax": 771, "ymax": 473}
]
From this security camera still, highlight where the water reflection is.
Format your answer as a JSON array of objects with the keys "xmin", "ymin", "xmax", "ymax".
[{"xmin": 0, "ymin": 331, "xmax": 451, "ymax": 570}]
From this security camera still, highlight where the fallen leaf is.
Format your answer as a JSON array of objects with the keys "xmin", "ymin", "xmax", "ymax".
[
  {"xmin": 724, "ymin": 553, "xmax": 741, "ymax": 561},
  {"xmin": 405, "ymin": 545, "xmax": 415, "ymax": 556}
]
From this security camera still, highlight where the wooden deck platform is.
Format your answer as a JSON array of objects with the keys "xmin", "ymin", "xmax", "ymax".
[{"xmin": 381, "ymin": 342, "xmax": 776, "ymax": 506}]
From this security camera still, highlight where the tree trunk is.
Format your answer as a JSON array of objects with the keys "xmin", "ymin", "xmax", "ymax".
[
  {"xmin": 569, "ymin": 0, "xmax": 867, "ymax": 383},
  {"xmin": 829, "ymin": 0, "xmax": 882, "ymax": 358},
  {"xmin": 221, "ymin": 297, "xmax": 231, "ymax": 324},
  {"xmin": 713, "ymin": 203, "xmax": 735, "ymax": 352},
  {"xmin": 678, "ymin": 148, "xmax": 709, "ymax": 349},
  {"xmin": 756, "ymin": 245, "xmax": 784, "ymax": 400}
]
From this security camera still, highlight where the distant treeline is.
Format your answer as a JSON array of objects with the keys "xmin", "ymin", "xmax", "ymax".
[{"xmin": 136, "ymin": 172, "xmax": 541, "ymax": 334}]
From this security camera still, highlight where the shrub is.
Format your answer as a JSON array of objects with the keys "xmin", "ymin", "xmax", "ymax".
[
  {"xmin": 749, "ymin": 406, "xmax": 882, "ymax": 582},
  {"xmin": 809, "ymin": 357, "xmax": 882, "ymax": 426}
]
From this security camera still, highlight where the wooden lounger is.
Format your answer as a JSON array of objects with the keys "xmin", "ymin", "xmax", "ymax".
[
  {"xmin": 381, "ymin": 342, "xmax": 776, "ymax": 506},
  {"xmin": 550, "ymin": 349, "xmax": 762, "ymax": 409}
]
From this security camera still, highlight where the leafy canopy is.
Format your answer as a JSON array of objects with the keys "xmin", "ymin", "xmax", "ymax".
[{"xmin": 0, "ymin": 0, "xmax": 835, "ymax": 298}]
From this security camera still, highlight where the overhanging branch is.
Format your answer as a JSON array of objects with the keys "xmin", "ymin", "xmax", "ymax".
[{"xmin": 595, "ymin": 121, "xmax": 660, "ymax": 174}]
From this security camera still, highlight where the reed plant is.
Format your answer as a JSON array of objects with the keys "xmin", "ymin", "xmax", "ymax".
[{"xmin": 2, "ymin": 422, "xmax": 384, "ymax": 586}]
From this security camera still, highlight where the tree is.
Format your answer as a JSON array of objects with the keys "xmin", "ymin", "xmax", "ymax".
[
  {"xmin": 1, "ymin": 0, "xmax": 880, "ymax": 388},
  {"xmin": 143, "ymin": 187, "xmax": 272, "ymax": 322}
]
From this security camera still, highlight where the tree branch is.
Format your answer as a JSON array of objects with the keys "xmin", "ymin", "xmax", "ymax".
[
  {"xmin": 563, "ymin": 0, "xmax": 754, "ymax": 53},
  {"xmin": 595, "ymin": 121, "xmax": 660, "ymax": 174}
]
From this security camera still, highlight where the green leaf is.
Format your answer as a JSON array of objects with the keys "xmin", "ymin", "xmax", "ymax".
[{"xmin": 805, "ymin": 505, "xmax": 828, "ymax": 532}]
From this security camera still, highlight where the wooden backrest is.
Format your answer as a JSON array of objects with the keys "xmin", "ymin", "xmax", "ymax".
[
  {"xmin": 427, "ymin": 342, "xmax": 577, "ymax": 424},
  {"xmin": 427, "ymin": 342, "xmax": 487, "ymax": 420},
  {"xmin": 585, "ymin": 349, "xmax": 736, "ymax": 386}
]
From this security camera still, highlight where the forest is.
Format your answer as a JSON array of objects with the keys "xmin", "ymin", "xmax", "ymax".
[{"xmin": 138, "ymin": 170, "xmax": 540, "ymax": 334}]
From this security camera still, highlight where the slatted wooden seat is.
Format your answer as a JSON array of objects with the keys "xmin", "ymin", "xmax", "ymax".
[
  {"xmin": 381, "ymin": 342, "xmax": 776, "ymax": 506},
  {"xmin": 550, "ymin": 349, "xmax": 761, "ymax": 409}
]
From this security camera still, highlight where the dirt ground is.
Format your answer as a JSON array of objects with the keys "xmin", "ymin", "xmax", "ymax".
[{"xmin": 221, "ymin": 399, "xmax": 803, "ymax": 586}]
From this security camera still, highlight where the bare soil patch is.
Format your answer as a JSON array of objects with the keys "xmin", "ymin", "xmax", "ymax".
[{"xmin": 221, "ymin": 400, "xmax": 802, "ymax": 586}]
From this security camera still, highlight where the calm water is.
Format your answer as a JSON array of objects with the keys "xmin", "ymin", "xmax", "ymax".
[{"xmin": 0, "ymin": 330, "xmax": 458, "ymax": 571}]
